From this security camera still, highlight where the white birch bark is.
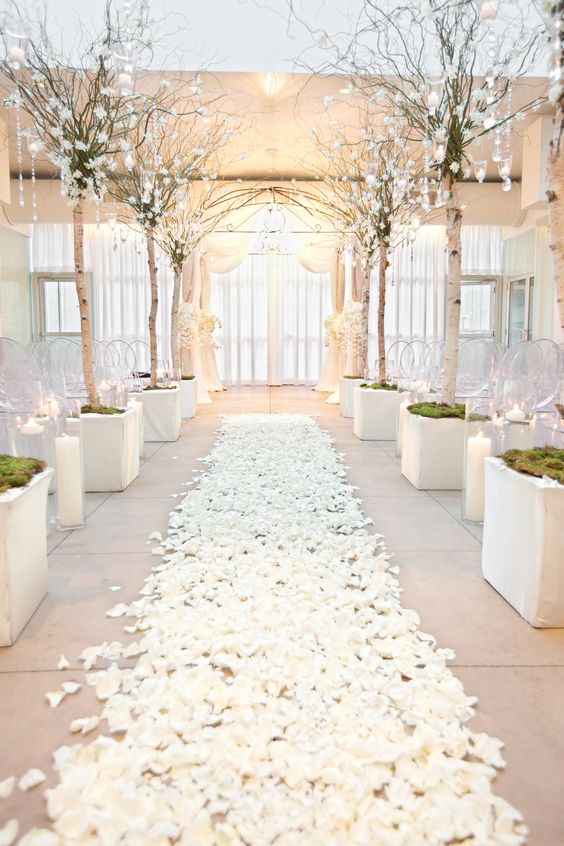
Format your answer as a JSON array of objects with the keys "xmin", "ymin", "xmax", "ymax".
[
  {"xmin": 73, "ymin": 201, "xmax": 99, "ymax": 406},
  {"xmin": 442, "ymin": 179, "xmax": 463, "ymax": 407},
  {"xmin": 547, "ymin": 98, "xmax": 564, "ymax": 337},
  {"xmin": 146, "ymin": 227, "xmax": 159, "ymax": 387},
  {"xmin": 377, "ymin": 238, "xmax": 389, "ymax": 383},
  {"xmin": 358, "ymin": 262, "xmax": 373, "ymax": 378},
  {"xmin": 170, "ymin": 266, "xmax": 182, "ymax": 375}
]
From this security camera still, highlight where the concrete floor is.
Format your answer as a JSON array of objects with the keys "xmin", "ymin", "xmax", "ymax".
[{"xmin": 1, "ymin": 386, "xmax": 563, "ymax": 844}]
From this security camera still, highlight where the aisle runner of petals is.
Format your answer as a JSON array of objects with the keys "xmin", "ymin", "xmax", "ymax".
[{"xmin": 19, "ymin": 415, "xmax": 526, "ymax": 845}]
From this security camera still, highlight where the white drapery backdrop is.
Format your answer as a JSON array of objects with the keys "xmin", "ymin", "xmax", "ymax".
[
  {"xmin": 31, "ymin": 222, "xmax": 503, "ymax": 389},
  {"xmin": 209, "ymin": 254, "xmax": 333, "ymax": 386},
  {"xmin": 366, "ymin": 224, "xmax": 503, "ymax": 371},
  {"xmin": 32, "ymin": 223, "xmax": 174, "ymax": 358}
]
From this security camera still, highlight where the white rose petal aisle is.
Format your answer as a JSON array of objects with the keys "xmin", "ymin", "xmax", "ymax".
[{"xmin": 21, "ymin": 415, "xmax": 525, "ymax": 845}]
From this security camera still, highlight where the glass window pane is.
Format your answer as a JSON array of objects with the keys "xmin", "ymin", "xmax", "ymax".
[
  {"xmin": 58, "ymin": 280, "xmax": 80, "ymax": 332},
  {"xmin": 460, "ymin": 282, "xmax": 492, "ymax": 334},
  {"xmin": 43, "ymin": 280, "xmax": 61, "ymax": 333}
]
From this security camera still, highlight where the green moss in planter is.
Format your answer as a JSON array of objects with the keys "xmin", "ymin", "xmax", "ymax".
[
  {"xmin": 467, "ymin": 413, "xmax": 491, "ymax": 423},
  {"xmin": 360, "ymin": 382, "xmax": 398, "ymax": 391},
  {"xmin": 81, "ymin": 404, "xmax": 125, "ymax": 415},
  {"xmin": 181, "ymin": 375, "xmax": 195, "ymax": 381},
  {"xmin": 342, "ymin": 375, "xmax": 364, "ymax": 379},
  {"xmin": 0, "ymin": 455, "xmax": 46, "ymax": 494},
  {"xmin": 407, "ymin": 402, "xmax": 466, "ymax": 420},
  {"xmin": 500, "ymin": 446, "xmax": 564, "ymax": 485},
  {"xmin": 143, "ymin": 385, "xmax": 177, "ymax": 391}
]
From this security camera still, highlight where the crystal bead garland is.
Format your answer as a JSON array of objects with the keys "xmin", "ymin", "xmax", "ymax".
[
  {"xmin": 27, "ymin": 132, "xmax": 41, "ymax": 221},
  {"xmin": 14, "ymin": 89, "xmax": 25, "ymax": 208}
]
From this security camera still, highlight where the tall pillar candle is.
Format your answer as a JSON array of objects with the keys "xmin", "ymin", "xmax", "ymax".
[
  {"xmin": 55, "ymin": 434, "xmax": 85, "ymax": 528},
  {"xmin": 464, "ymin": 432, "xmax": 491, "ymax": 522}
]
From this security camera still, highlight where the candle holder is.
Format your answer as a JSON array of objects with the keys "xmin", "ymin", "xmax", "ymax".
[
  {"xmin": 495, "ymin": 379, "xmax": 537, "ymax": 453},
  {"xmin": 54, "ymin": 408, "xmax": 86, "ymax": 531},
  {"xmin": 463, "ymin": 397, "xmax": 495, "ymax": 523},
  {"xmin": 5, "ymin": 380, "xmax": 56, "ymax": 466}
]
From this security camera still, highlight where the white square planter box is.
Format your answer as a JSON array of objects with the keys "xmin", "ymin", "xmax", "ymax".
[
  {"xmin": 401, "ymin": 411, "xmax": 465, "ymax": 490},
  {"xmin": 180, "ymin": 378, "xmax": 197, "ymax": 419},
  {"xmin": 81, "ymin": 407, "xmax": 140, "ymax": 492},
  {"xmin": 339, "ymin": 378, "xmax": 365, "ymax": 418},
  {"xmin": 140, "ymin": 387, "xmax": 182, "ymax": 442},
  {"xmin": 0, "ymin": 468, "xmax": 54, "ymax": 646},
  {"xmin": 354, "ymin": 388, "xmax": 403, "ymax": 440},
  {"xmin": 127, "ymin": 398, "xmax": 145, "ymax": 459},
  {"xmin": 482, "ymin": 458, "xmax": 564, "ymax": 627}
]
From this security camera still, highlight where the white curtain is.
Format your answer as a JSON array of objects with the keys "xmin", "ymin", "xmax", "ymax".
[
  {"xmin": 32, "ymin": 223, "xmax": 174, "ymax": 359},
  {"xmin": 210, "ymin": 254, "xmax": 331, "ymax": 386},
  {"xmin": 367, "ymin": 225, "xmax": 503, "ymax": 369}
]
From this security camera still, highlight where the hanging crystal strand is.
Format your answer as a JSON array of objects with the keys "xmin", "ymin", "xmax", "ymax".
[
  {"xmin": 95, "ymin": 194, "xmax": 101, "ymax": 228},
  {"xmin": 60, "ymin": 166, "xmax": 66, "ymax": 197},
  {"xmin": 28, "ymin": 135, "xmax": 40, "ymax": 222},
  {"xmin": 14, "ymin": 90, "xmax": 25, "ymax": 208}
]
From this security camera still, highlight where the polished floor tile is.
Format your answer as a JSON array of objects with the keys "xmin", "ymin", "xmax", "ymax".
[{"xmin": 1, "ymin": 386, "xmax": 562, "ymax": 845}]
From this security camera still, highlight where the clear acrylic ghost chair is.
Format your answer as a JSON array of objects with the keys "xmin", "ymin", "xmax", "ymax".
[
  {"xmin": 385, "ymin": 340, "xmax": 407, "ymax": 386},
  {"xmin": 456, "ymin": 339, "xmax": 497, "ymax": 399},
  {"xmin": 421, "ymin": 341, "xmax": 444, "ymax": 395},
  {"xmin": 399, "ymin": 340, "xmax": 430, "ymax": 393}
]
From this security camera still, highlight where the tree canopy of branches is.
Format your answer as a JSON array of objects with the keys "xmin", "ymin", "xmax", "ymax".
[
  {"xmin": 309, "ymin": 105, "xmax": 422, "ymax": 378},
  {"xmin": 109, "ymin": 108, "xmax": 236, "ymax": 385},
  {"xmin": 289, "ymin": 0, "xmax": 545, "ymax": 403}
]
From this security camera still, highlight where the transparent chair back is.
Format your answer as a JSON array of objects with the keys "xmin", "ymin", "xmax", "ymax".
[
  {"xmin": 456, "ymin": 339, "xmax": 497, "ymax": 398},
  {"xmin": 385, "ymin": 340, "xmax": 407, "ymax": 385},
  {"xmin": 533, "ymin": 339, "xmax": 563, "ymax": 410},
  {"xmin": 399, "ymin": 340, "xmax": 429, "ymax": 386}
]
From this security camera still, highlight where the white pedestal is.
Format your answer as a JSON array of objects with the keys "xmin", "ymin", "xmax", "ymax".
[
  {"xmin": 140, "ymin": 387, "xmax": 182, "ymax": 442},
  {"xmin": 81, "ymin": 407, "xmax": 140, "ymax": 492},
  {"xmin": 0, "ymin": 468, "xmax": 54, "ymax": 646},
  {"xmin": 353, "ymin": 388, "xmax": 403, "ymax": 441},
  {"xmin": 482, "ymin": 458, "xmax": 564, "ymax": 627},
  {"xmin": 401, "ymin": 412, "xmax": 465, "ymax": 490},
  {"xmin": 339, "ymin": 378, "xmax": 365, "ymax": 418},
  {"xmin": 127, "ymin": 398, "xmax": 145, "ymax": 459},
  {"xmin": 180, "ymin": 379, "xmax": 197, "ymax": 419}
]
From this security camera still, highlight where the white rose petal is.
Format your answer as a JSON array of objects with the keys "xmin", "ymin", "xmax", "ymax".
[
  {"xmin": 56, "ymin": 655, "xmax": 70, "ymax": 671},
  {"xmin": 18, "ymin": 769, "xmax": 47, "ymax": 791},
  {"xmin": 0, "ymin": 820, "xmax": 18, "ymax": 846},
  {"xmin": 0, "ymin": 776, "xmax": 16, "ymax": 798}
]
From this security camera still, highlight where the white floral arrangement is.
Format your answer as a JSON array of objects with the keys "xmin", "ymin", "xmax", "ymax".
[
  {"xmin": 324, "ymin": 312, "xmax": 342, "ymax": 348},
  {"xmin": 178, "ymin": 302, "xmax": 199, "ymax": 349},
  {"xmin": 199, "ymin": 309, "xmax": 222, "ymax": 350},
  {"xmin": 325, "ymin": 301, "xmax": 364, "ymax": 354}
]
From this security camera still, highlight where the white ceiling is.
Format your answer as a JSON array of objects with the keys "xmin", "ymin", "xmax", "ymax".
[{"xmin": 33, "ymin": 0, "xmax": 549, "ymax": 75}]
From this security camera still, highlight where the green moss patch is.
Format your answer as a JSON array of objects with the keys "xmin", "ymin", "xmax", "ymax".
[
  {"xmin": 360, "ymin": 382, "xmax": 398, "ymax": 391},
  {"xmin": 408, "ymin": 402, "xmax": 465, "ymax": 420},
  {"xmin": 0, "ymin": 455, "xmax": 46, "ymax": 494},
  {"xmin": 181, "ymin": 375, "xmax": 195, "ymax": 381},
  {"xmin": 500, "ymin": 447, "xmax": 564, "ymax": 485},
  {"xmin": 81, "ymin": 404, "xmax": 125, "ymax": 415},
  {"xmin": 342, "ymin": 375, "xmax": 364, "ymax": 379},
  {"xmin": 143, "ymin": 385, "xmax": 177, "ymax": 391}
]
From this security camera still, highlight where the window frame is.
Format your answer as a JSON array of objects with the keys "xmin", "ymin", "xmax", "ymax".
[
  {"xmin": 458, "ymin": 274, "xmax": 500, "ymax": 340},
  {"xmin": 33, "ymin": 272, "xmax": 87, "ymax": 339}
]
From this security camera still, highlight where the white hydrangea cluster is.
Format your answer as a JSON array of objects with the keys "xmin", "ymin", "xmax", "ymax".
[
  {"xmin": 198, "ymin": 310, "xmax": 222, "ymax": 350},
  {"xmin": 325, "ymin": 302, "xmax": 364, "ymax": 356},
  {"xmin": 178, "ymin": 302, "xmax": 199, "ymax": 349},
  {"xmin": 11, "ymin": 415, "xmax": 526, "ymax": 845}
]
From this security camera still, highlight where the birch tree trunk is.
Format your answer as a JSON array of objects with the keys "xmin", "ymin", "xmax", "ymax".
[
  {"xmin": 146, "ymin": 227, "xmax": 159, "ymax": 387},
  {"xmin": 73, "ymin": 201, "xmax": 99, "ymax": 406},
  {"xmin": 377, "ymin": 238, "xmax": 389, "ymax": 383},
  {"xmin": 170, "ymin": 266, "xmax": 182, "ymax": 376},
  {"xmin": 547, "ymin": 96, "xmax": 564, "ymax": 338},
  {"xmin": 442, "ymin": 179, "xmax": 463, "ymax": 407},
  {"xmin": 358, "ymin": 262, "xmax": 372, "ymax": 378}
]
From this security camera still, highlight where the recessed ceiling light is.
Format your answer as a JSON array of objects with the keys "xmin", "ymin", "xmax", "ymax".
[{"xmin": 339, "ymin": 87, "xmax": 351, "ymax": 95}]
